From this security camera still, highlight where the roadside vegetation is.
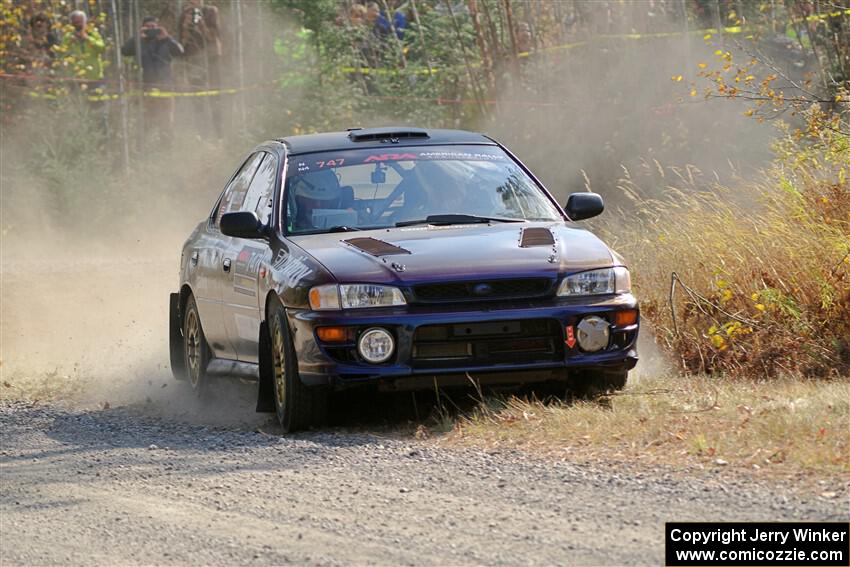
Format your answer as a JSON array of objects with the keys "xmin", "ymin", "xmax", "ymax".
[
  {"xmin": 442, "ymin": 375, "xmax": 849, "ymax": 479},
  {"xmin": 606, "ymin": 118, "xmax": 849, "ymax": 379}
]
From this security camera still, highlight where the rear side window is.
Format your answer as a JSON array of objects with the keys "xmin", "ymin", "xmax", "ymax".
[
  {"xmin": 241, "ymin": 153, "xmax": 278, "ymax": 225},
  {"xmin": 214, "ymin": 152, "xmax": 264, "ymax": 227}
]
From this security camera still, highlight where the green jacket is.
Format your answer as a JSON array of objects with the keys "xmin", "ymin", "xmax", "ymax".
[{"xmin": 60, "ymin": 28, "xmax": 106, "ymax": 81}]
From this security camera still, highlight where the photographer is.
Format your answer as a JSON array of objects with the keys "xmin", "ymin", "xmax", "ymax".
[
  {"xmin": 60, "ymin": 10, "xmax": 106, "ymax": 88},
  {"xmin": 121, "ymin": 16, "xmax": 184, "ymax": 142},
  {"xmin": 178, "ymin": 0, "xmax": 223, "ymax": 138}
]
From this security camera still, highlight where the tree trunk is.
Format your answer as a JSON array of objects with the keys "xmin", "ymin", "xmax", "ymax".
[
  {"xmin": 467, "ymin": 0, "xmax": 494, "ymax": 88},
  {"xmin": 110, "ymin": 0, "xmax": 130, "ymax": 175},
  {"xmin": 443, "ymin": 0, "xmax": 487, "ymax": 115},
  {"xmin": 502, "ymin": 0, "xmax": 520, "ymax": 76}
]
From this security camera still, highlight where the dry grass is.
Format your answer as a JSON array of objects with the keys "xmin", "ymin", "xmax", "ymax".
[
  {"xmin": 599, "ymin": 123, "xmax": 850, "ymax": 378},
  {"xmin": 447, "ymin": 375, "xmax": 849, "ymax": 478}
]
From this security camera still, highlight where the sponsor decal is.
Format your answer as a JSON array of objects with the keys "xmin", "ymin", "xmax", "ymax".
[
  {"xmin": 233, "ymin": 246, "xmax": 266, "ymax": 297},
  {"xmin": 272, "ymin": 250, "xmax": 313, "ymax": 287},
  {"xmin": 285, "ymin": 147, "xmax": 508, "ymax": 179},
  {"xmin": 417, "ymin": 151, "xmax": 505, "ymax": 161},
  {"xmin": 364, "ymin": 153, "xmax": 417, "ymax": 163},
  {"xmin": 234, "ymin": 313, "xmax": 260, "ymax": 341}
]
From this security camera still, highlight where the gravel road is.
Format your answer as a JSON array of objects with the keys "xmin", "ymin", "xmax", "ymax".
[
  {"xmin": 2, "ymin": 394, "xmax": 846, "ymax": 566},
  {"xmin": 1, "ymin": 251, "xmax": 846, "ymax": 565}
]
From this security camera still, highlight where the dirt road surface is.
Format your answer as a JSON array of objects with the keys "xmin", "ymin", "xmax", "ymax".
[
  {"xmin": 1, "ymin": 251, "xmax": 846, "ymax": 565},
  {"xmin": 2, "ymin": 396, "xmax": 846, "ymax": 566}
]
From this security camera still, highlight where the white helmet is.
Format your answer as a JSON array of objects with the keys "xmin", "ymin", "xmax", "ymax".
[{"xmin": 293, "ymin": 169, "xmax": 341, "ymax": 202}]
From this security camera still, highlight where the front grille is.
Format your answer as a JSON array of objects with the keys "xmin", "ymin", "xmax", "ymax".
[
  {"xmin": 412, "ymin": 318, "xmax": 562, "ymax": 369},
  {"xmin": 413, "ymin": 278, "xmax": 552, "ymax": 303}
]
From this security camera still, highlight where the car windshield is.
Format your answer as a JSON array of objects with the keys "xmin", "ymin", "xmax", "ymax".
[{"xmin": 283, "ymin": 145, "xmax": 562, "ymax": 234}]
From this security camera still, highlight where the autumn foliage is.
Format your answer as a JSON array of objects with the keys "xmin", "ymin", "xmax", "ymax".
[{"xmin": 611, "ymin": 116, "xmax": 849, "ymax": 378}]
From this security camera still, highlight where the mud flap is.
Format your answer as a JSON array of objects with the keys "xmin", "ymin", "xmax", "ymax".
[
  {"xmin": 169, "ymin": 293, "xmax": 187, "ymax": 381},
  {"xmin": 256, "ymin": 320, "xmax": 276, "ymax": 413}
]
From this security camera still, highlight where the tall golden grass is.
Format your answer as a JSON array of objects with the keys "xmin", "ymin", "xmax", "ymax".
[{"xmin": 603, "ymin": 122, "xmax": 850, "ymax": 378}]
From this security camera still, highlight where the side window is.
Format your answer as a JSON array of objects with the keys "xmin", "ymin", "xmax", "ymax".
[
  {"xmin": 214, "ymin": 153, "xmax": 264, "ymax": 227},
  {"xmin": 241, "ymin": 153, "xmax": 278, "ymax": 225}
]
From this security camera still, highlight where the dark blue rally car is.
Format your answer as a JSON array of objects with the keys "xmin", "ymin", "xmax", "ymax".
[{"xmin": 169, "ymin": 127, "xmax": 638, "ymax": 431}]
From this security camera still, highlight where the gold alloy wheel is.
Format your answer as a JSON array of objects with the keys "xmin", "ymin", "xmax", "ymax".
[
  {"xmin": 185, "ymin": 308, "xmax": 201, "ymax": 388},
  {"xmin": 272, "ymin": 318, "xmax": 286, "ymax": 409}
]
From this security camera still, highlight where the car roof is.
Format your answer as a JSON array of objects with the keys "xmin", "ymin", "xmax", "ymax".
[{"xmin": 276, "ymin": 127, "xmax": 497, "ymax": 155}]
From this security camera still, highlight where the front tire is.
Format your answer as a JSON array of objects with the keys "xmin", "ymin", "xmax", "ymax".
[
  {"xmin": 268, "ymin": 300, "xmax": 328, "ymax": 432},
  {"xmin": 183, "ymin": 294, "xmax": 211, "ymax": 397}
]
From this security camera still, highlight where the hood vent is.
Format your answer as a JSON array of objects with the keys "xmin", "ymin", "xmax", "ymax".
[
  {"xmin": 344, "ymin": 237, "xmax": 411, "ymax": 256},
  {"xmin": 519, "ymin": 227, "xmax": 555, "ymax": 248}
]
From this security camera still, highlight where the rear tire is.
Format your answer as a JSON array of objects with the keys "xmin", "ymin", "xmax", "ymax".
[
  {"xmin": 268, "ymin": 299, "xmax": 328, "ymax": 432},
  {"xmin": 183, "ymin": 294, "xmax": 211, "ymax": 397}
]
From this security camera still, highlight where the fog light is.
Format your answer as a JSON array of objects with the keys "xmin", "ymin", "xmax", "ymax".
[
  {"xmin": 576, "ymin": 316, "xmax": 610, "ymax": 352},
  {"xmin": 615, "ymin": 309, "xmax": 638, "ymax": 326},
  {"xmin": 357, "ymin": 328, "xmax": 395, "ymax": 363}
]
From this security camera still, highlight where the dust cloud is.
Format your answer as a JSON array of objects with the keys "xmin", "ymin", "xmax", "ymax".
[
  {"xmin": 482, "ymin": 34, "xmax": 776, "ymax": 205},
  {"xmin": 2, "ymin": 7, "xmax": 780, "ymax": 416},
  {"xmin": 0, "ymin": 2, "xmax": 296, "ymax": 425}
]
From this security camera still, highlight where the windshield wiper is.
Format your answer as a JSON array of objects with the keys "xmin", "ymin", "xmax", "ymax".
[
  {"xmin": 325, "ymin": 225, "xmax": 361, "ymax": 233},
  {"xmin": 395, "ymin": 214, "xmax": 526, "ymax": 227}
]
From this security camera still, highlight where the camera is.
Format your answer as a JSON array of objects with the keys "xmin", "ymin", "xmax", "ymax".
[{"xmin": 143, "ymin": 26, "xmax": 159, "ymax": 40}]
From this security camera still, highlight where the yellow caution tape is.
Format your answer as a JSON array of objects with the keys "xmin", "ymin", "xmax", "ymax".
[
  {"xmin": 143, "ymin": 87, "xmax": 240, "ymax": 98},
  {"xmin": 341, "ymin": 10, "xmax": 848, "ymax": 76},
  {"xmin": 19, "ymin": 79, "xmax": 278, "ymax": 101},
  {"xmin": 799, "ymin": 8, "xmax": 850, "ymax": 23}
]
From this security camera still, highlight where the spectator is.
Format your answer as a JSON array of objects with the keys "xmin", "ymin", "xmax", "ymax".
[
  {"xmin": 516, "ymin": 22, "xmax": 532, "ymax": 54},
  {"xmin": 28, "ymin": 12, "xmax": 59, "ymax": 64},
  {"xmin": 349, "ymin": 4, "xmax": 368, "ymax": 27},
  {"xmin": 60, "ymin": 10, "xmax": 106, "ymax": 90},
  {"xmin": 121, "ymin": 16, "xmax": 184, "ymax": 142},
  {"xmin": 178, "ymin": 0, "xmax": 224, "ymax": 138},
  {"xmin": 367, "ymin": 1, "xmax": 407, "ymax": 40},
  {"xmin": 346, "ymin": 4, "xmax": 379, "ymax": 68}
]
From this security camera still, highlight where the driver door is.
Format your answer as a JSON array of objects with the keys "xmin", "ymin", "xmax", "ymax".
[{"xmin": 221, "ymin": 152, "xmax": 278, "ymax": 362}]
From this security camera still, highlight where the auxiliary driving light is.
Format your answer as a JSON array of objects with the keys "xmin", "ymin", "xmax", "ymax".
[
  {"xmin": 576, "ymin": 316, "xmax": 610, "ymax": 352},
  {"xmin": 357, "ymin": 328, "xmax": 395, "ymax": 363}
]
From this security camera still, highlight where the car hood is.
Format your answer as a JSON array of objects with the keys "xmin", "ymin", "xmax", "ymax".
[{"xmin": 289, "ymin": 222, "xmax": 615, "ymax": 285}]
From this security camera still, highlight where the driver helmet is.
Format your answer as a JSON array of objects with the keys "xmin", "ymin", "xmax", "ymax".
[{"xmin": 292, "ymin": 169, "xmax": 342, "ymax": 227}]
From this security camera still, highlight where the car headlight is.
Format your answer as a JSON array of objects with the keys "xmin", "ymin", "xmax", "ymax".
[
  {"xmin": 308, "ymin": 284, "xmax": 406, "ymax": 310},
  {"xmin": 557, "ymin": 267, "xmax": 630, "ymax": 297}
]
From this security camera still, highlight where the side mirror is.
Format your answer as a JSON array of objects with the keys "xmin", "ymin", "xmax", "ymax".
[
  {"xmin": 564, "ymin": 192, "xmax": 604, "ymax": 221},
  {"xmin": 220, "ymin": 211, "xmax": 266, "ymax": 239}
]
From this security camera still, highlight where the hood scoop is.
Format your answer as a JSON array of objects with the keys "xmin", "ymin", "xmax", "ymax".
[
  {"xmin": 344, "ymin": 237, "xmax": 411, "ymax": 257},
  {"xmin": 519, "ymin": 227, "xmax": 555, "ymax": 248}
]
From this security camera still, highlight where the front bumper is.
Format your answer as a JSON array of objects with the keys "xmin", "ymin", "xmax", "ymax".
[{"xmin": 288, "ymin": 294, "xmax": 639, "ymax": 389}]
